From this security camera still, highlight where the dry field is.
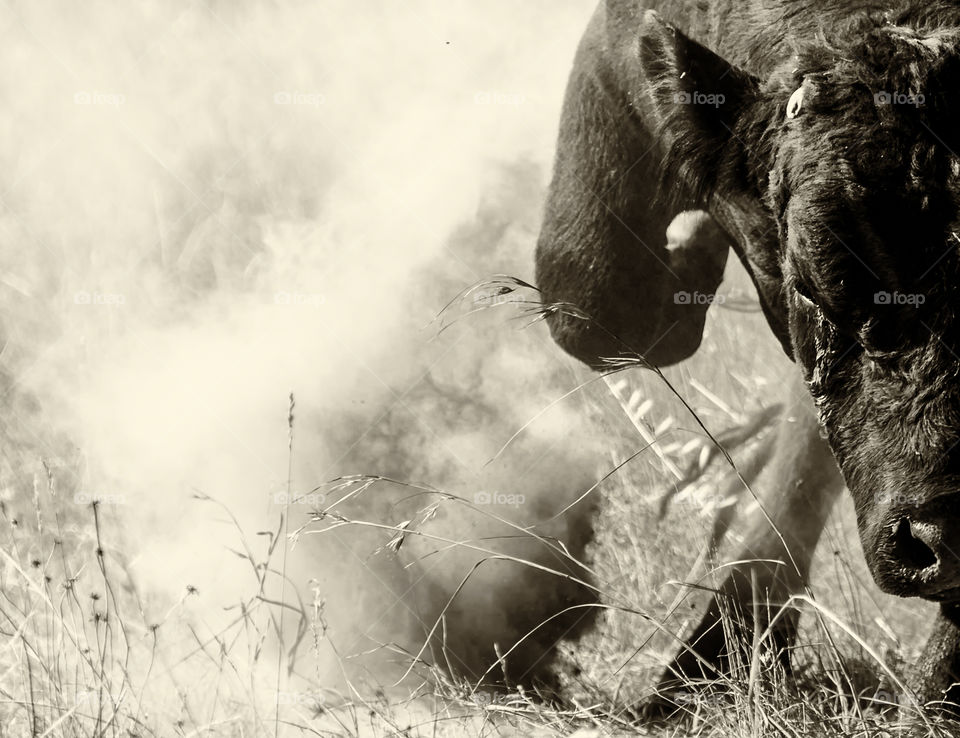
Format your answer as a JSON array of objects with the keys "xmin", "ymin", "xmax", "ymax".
[{"xmin": 0, "ymin": 2, "xmax": 958, "ymax": 737}]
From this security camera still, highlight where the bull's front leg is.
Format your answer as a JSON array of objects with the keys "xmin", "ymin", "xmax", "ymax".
[
  {"xmin": 912, "ymin": 605, "xmax": 960, "ymax": 710},
  {"xmin": 654, "ymin": 380, "xmax": 844, "ymax": 699}
]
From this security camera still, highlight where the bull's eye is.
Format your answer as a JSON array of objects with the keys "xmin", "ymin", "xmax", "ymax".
[{"xmin": 859, "ymin": 317, "xmax": 900, "ymax": 356}]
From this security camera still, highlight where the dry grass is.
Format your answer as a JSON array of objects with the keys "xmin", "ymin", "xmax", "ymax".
[
  {"xmin": 3, "ymin": 270, "xmax": 960, "ymax": 738},
  {"xmin": 1, "ymin": 2, "xmax": 958, "ymax": 736}
]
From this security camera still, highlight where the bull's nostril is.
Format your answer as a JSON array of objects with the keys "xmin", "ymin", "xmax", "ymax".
[{"xmin": 892, "ymin": 518, "xmax": 938, "ymax": 572}]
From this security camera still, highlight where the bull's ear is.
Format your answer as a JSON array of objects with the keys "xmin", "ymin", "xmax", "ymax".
[
  {"xmin": 637, "ymin": 10, "xmax": 760, "ymax": 202},
  {"xmin": 637, "ymin": 11, "xmax": 796, "ymax": 358}
]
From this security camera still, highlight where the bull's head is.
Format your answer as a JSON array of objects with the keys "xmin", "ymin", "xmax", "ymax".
[{"xmin": 536, "ymin": 4, "xmax": 960, "ymax": 599}]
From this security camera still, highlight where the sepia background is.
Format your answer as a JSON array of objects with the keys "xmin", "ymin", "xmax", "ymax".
[{"xmin": 0, "ymin": 1, "xmax": 940, "ymax": 735}]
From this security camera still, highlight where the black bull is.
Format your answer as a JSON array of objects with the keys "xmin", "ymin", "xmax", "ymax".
[{"xmin": 535, "ymin": 0, "xmax": 960, "ymax": 704}]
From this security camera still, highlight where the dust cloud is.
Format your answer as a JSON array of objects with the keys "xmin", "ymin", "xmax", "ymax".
[{"xmin": 0, "ymin": 0, "xmax": 612, "ymax": 703}]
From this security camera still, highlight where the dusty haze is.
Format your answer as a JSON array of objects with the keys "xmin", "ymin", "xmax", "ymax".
[{"xmin": 0, "ymin": 0, "xmax": 620, "ymax": 715}]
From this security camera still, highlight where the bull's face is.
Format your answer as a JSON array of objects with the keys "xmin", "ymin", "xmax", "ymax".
[
  {"xmin": 636, "ymin": 11, "xmax": 960, "ymax": 599},
  {"xmin": 773, "ymin": 70, "xmax": 960, "ymax": 599}
]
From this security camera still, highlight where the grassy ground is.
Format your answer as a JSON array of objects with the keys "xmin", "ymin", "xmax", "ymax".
[
  {"xmin": 545, "ymin": 260, "xmax": 949, "ymax": 736},
  {"xmin": 2, "ymin": 261, "xmax": 955, "ymax": 737}
]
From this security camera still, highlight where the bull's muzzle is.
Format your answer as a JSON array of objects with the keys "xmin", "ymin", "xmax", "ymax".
[{"xmin": 873, "ymin": 500, "xmax": 960, "ymax": 599}]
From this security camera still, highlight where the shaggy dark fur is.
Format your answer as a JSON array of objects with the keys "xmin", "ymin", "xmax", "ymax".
[{"xmin": 536, "ymin": 0, "xmax": 960, "ymax": 708}]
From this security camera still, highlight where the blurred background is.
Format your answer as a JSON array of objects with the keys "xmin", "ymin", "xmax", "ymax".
[{"xmin": 0, "ymin": 1, "xmax": 937, "ymax": 735}]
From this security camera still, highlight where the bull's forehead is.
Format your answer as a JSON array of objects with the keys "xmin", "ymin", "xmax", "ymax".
[
  {"xmin": 780, "ymin": 127, "xmax": 960, "ymax": 281},
  {"xmin": 779, "ymin": 13, "xmax": 960, "ymax": 148},
  {"xmin": 782, "ymin": 177, "xmax": 960, "ymax": 340},
  {"xmin": 886, "ymin": 24, "xmax": 959, "ymax": 52},
  {"xmin": 790, "ymin": 11, "xmax": 960, "ymax": 86}
]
